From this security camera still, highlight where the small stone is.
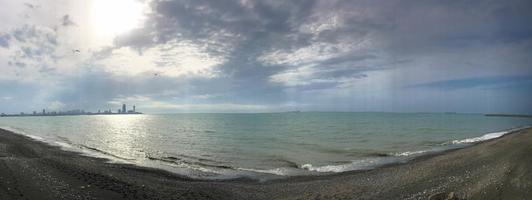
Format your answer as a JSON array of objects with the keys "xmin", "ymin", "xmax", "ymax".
[
  {"xmin": 428, "ymin": 192, "xmax": 458, "ymax": 200},
  {"xmin": 446, "ymin": 192, "xmax": 458, "ymax": 200},
  {"xmin": 428, "ymin": 192, "xmax": 446, "ymax": 200}
]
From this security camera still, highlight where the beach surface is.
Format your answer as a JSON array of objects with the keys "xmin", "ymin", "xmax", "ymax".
[{"xmin": 0, "ymin": 127, "xmax": 531, "ymax": 200}]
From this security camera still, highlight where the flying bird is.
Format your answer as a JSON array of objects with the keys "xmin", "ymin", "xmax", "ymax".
[{"xmin": 72, "ymin": 49, "xmax": 81, "ymax": 53}]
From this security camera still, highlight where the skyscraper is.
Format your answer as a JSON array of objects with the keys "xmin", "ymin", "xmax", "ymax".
[
  {"xmin": 122, "ymin": 104, "xmax": 126, "ymax": 113},
  {"xmin": 133, "ymin": 105, "xmax": 136, "ymax": 112}
]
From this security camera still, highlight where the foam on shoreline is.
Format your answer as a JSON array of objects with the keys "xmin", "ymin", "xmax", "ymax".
[
  {"xmin": 450, "ymin": 126, "xmax": 528, "ymax": 144},
  {"xmin": 1, "ymin": 125, "xmax": 530, "ymax": 180},
  {"xmin": 296, "ymin": 126, "xmax": 530, "ymax": 174}
]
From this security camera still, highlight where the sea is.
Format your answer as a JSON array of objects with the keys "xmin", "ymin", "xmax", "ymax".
[{"xmin": 1, "ymin": 112, "xmax": 531, "ymax": 181}]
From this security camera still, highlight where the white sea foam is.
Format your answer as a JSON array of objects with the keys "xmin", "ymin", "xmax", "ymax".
[
  {"xmin": 300, "ymin": 163, "xmax": 350, "ymax": 173},
  {"xmin": 451, "ymin": 126, "xmax": 528, "ymax": 144},
  {"xmin": 451, "ymin": 131, "xmax": 507, "ymax": 144},
  {"xmin": 2, "ymin": 120, "xmax": 530, "ymax": 181},
  {"xmin": 392, "ymin": 150, "xmax": 429, "ymax": 156},
  {"xmin": 298, "ymin": 127, "xmax": 529, "ymax": 174},
  {"xmin": 300, "ymin": 157, "xmax": 401, "ymax": 173},
  {"xmin": 237, "ymin": 167, "xmax": 290, "ymax": 176}
]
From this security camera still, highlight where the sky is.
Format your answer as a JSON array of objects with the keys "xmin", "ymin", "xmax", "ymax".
[{"xmin": 0, "ymin": 0, "xmax": 531, "ymax": 114}]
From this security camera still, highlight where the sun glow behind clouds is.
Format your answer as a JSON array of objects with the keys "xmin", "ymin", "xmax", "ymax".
[{"xmin": 90, "ymin": 0, "xmax": 145, "ymax": 38}]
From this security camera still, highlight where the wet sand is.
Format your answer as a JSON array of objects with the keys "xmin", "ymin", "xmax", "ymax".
[{"xmin": 0, "ymin": 127, "xmax": 531, "ymax": 200}]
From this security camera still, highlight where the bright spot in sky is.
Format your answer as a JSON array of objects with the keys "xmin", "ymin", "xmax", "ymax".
[{"xmin": 90, "ymin": 0, "xmax": 144, "ymax": 37}]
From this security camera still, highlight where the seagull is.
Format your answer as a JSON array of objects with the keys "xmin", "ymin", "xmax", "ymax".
[{"xmin": 72, "ymin": 49, "xmax": 81, "ymax": 53}]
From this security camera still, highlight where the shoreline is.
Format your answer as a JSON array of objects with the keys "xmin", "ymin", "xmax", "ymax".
[
  {"xmin": 1, "ymin": 125, "xmax": 526, "ymax": 182},
  {"xmin": 267, "ymin": 126, "xmax": 527, "ymax": 183},
  {"xmin": 1, "ymin": 127, "xmax": 531, "ymax": 199}
]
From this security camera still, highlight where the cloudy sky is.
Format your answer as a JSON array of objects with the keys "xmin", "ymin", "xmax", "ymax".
[{"xmin": 0, "ymin": 0, "xmax": 531, "ymax": 114}]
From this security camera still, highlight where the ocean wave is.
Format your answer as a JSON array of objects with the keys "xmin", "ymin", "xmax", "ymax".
[
  {"xmin": 237, "ymin": 167, "xmax": 292, "ymax": 176},
  {"xmin": 451, "ymin": 131, "xmax": 507, "ymax": 144},
  {"xmin": 145, "ymin": 154, "xmax": 234, "ymax": 171},
  {"xmin": 300, "ymin": 157, "xmax": 401, "ymax": 173},
  {"xmin": 263, "ymin": 156, "xmax": 300, "ymax": 168},
  {"xmin": 238, "ymin": 126, "xmax": 531, "ymax": 176},
  {"xmin": 392, "ymin": 150, "xmax": 430, "ymax": 156},
  {"xmin": 451, "ymin": 126, "xmax": 529, "ymax": 144},
  {"xmin": 2, "ymin": 125, "xmax": 530, "ymax": 180},
  {"xmin": 77, "ymin": 144, "xmax": 135, "ymax": 161},
  {"xmin": 300, "ymin": 163, "xmax": 347, "ymax": 173}
]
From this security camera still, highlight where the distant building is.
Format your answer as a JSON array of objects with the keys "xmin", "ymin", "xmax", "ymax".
[{"xmin": 1, "ymin": 104, "xmax": 141, "ymax": 118}]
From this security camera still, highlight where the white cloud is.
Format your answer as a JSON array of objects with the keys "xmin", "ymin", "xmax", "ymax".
[
  {"xmin": 269, "ymin": 65, "xmax": 318, "ymax": 86},
  {"xmin": 259, "ymin": 41, "xmax": 357, "ymax": 67},
  {"xmin": 298, "ymin": 13, "xmax": 343, "ymax": 35},
  {"xmin": 94, "ymin": 39, "xmax": 228, "ymax": 78}
]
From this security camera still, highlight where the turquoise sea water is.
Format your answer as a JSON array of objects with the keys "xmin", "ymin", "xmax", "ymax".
[{"xmin": 1, "ymin": 112, "xmax": 531, "ymax": 180}]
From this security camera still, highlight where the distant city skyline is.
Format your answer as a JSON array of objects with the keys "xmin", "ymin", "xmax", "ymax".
[
  {"xmin": 0, "ymin": 103, "xmax": 141, "ymax": 117},
  {"xmin": 0, "ymin": 0, "xmax": 531, "ymax": 114}
]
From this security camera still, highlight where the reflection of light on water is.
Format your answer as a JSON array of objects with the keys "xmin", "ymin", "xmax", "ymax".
[{"xmin": 100, "ymin": 115, "xmax": 149, "ymax": 160}]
